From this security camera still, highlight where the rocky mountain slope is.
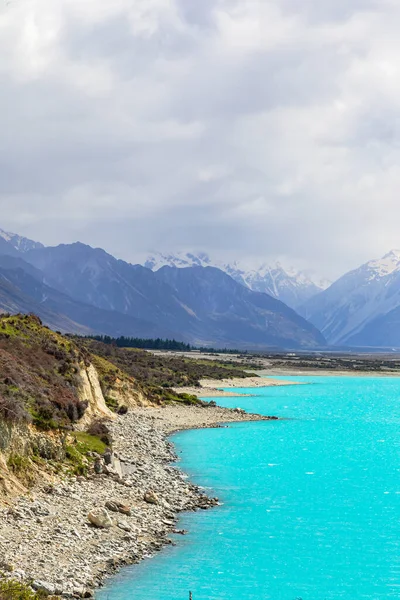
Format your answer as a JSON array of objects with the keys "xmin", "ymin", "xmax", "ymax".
[
  {"xmin": 22, "ymin": 244, "xmax": 324, "ymax": 348},
  {"xmin": 155, "ymin": 265, "xmax": 325, "ymax": 348},
  {"xmin": 0, "ymin": 260, "xmax": 176, "ymax": 339},
  {"xmin": 301, "ymin": 250, "xmax": 400, "ymax": 346},
  {"xmin": 145, "ymin": 251, "xmax": 329, "ymax": 309},
  {"xmin": 0, "ymin": 314, "xmax": 114, "ymax": 497},
  {"xmin": 0, "ymin": 229, "xmax": 44, "ymax": 253}
]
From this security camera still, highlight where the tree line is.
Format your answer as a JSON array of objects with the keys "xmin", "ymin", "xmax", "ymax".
[{"xmin": 85, "ymin": 335, "xmax": 246, "ymax": 354}]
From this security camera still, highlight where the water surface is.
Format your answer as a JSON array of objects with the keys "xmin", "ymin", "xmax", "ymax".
[{"xmin": 97, "ymin": 376, "xmax": 400, "ymax": 600}]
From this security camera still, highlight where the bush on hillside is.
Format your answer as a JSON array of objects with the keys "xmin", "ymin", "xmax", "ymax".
[
  {"xmin": 0, "ymin": 580, "xmax": 44, "ymax": 600},
  {"xmin": 79, "ymin": 339, "xmax": 253, "ymax": 391},
  {"xmin": 0, "ymin": 394, "xmax": 31, "ymax": 424},
  {"xmin": 0, "ymin": 314, "xmax": 89, "ymax": 430}
]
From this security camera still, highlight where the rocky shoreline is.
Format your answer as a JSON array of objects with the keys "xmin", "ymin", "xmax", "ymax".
[{"xmin": 0, "ymin": 405, "xmax": 276, "ymax": 597}]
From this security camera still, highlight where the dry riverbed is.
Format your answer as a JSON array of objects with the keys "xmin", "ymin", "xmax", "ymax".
[{"xmin": 0, "ymin": 404, "xmax": 276, "ymax": 597}]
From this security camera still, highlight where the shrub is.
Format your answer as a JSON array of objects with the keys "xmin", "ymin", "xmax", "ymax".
[
  {"xmin": 0, "ymin": 395, "xmax": 31, "ymax": 424},
  {"xmin": 104, "ymin": 396, "xmax": 119, "ymax": 413},
  {"xmin": 65, "ymin": 443, "xmax": 87, "ymax": 476},
  {"xmin": 7, "ymin": 453, "xmax": 30, "ymax": 474},
  {"xmin": 0, "ymin": 316, "xmax": 90, "ymax": 430},
  {"xmin": 0, "ymin": 579, "xmax": 44, "ymax": 600}
]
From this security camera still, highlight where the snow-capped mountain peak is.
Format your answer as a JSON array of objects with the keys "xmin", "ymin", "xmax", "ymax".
[
  {"xmin": 366, "ymin": 249, "xmax": 400, "ymax": 278},
  {"xmin": 143, "ymin": 252, "xmax": 329, "ymax": 310},
  {"xmin": 302, "ymin": 249, "xmax": 400, "ymax": 347},
  {"xmin": 0, "ymin": 228, "xmax": 44, "ymax": 253},
  {"xmin": 144, "ymin": 251, "xmax": 213, "ymax": 271}
]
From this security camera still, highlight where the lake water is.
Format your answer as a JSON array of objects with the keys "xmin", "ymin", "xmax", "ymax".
[{"xmin": 97, "ymin": 376, "xmax": 400, "ymax": 600}]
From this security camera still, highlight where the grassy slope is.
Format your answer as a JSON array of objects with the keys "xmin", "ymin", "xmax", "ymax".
[{"xmin": 0, "ymin": 313, "xmax": 258, "ymax": 428}]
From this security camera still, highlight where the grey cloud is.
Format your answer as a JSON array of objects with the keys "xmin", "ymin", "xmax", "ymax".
[
  {"xmin": 280, "ymin": 0, "xmax": 381, "ymax": 22},
  {"xmin": 1, "ymin": 0, "xmax": 400, "ymax": 280},
  {"xmin": 175, "ymin": 0, "xmax": 217, "ymax": 28}
]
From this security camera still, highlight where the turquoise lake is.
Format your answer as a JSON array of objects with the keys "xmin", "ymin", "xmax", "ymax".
[{"xmin": 97, "ymin": 376, "xmax": 400, "ymax": 600}]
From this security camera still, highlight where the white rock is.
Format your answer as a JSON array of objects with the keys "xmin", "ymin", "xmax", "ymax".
[{"xmin": 87, "ymin": 508, "xmax": 113, "ymax": 529}]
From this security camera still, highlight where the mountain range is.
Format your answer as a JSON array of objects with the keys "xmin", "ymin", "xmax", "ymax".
[
  {"xmin": 0, "ymin": 231, "xmax": 325, "ymax": 349},
  {"xmin": 301, "ymin": 250, "xmax": 400, "ymax": 347},
  {"xmin": 1, "ymin": 227, "xmax": 400, "ymax": 349},
  {"xmin": 145, "ymin": 252, "xmax": 329, "ymax": 310}
]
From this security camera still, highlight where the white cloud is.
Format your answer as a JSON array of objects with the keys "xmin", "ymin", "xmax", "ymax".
[{"xmin": 1, "ymin": 0, "xmax": 400, "ymax": 278}]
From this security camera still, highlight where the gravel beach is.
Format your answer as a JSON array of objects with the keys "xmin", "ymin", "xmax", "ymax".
[{"xmin": 0, "ymin": 404, "xmax": 276, "ymax": 597}]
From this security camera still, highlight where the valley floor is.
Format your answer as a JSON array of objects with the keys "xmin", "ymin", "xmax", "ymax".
[{"xmin": 0, "ymin": 404, "xmax": 274, "ymax": 597}]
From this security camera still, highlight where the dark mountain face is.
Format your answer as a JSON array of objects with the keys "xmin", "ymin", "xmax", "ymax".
[
  {"xmin": 0, "ymin": 270, "xmax": 90, "ymax": 334},
  {"xmin": 0, "ymin": 255, "xmax": 44, "ymax": 280},
  {"xmin": 0, "ymin": 241, "xmax": 325, "ymax": 349},
  {"xmin": 342, "ymin": 305, "xmax": 400, "ymax": 349},
  {"xmin": 0, "ymin": 264, "xmax": 178, "ymax": 340},
  {"xmin": 24, "ymin": 243, "xmax": 193, "ymax": 331},
  {"xmin": 0, "ymin": 236, "xmax": 20, "ymax": 258},
  {"xmin": 300, "ymin": 250, "xmax": 400, "ymax": 347},
  {"xmin": 155, "ymin": 266, "xmax": 326, "ymax": 348}
]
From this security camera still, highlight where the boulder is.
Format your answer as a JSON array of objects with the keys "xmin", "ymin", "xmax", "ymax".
[
  {"xmin": 144, "ymin": 491, "xmax": 159, "ymax": 505},
  {"xmin": 32, "ymin": 581, "xmax": 56, "ymax": 595},
  {"xmin": 117, "ymin": 503, "xmax": 132, "ymax": 516},
  {"xmin": 88, "ymin": 507, "xmax": 113, "ymax": 528},
  {"xmin": 105, "ymin": 501, "xmax": 119, "ymax": 513},
  {"xmin": 93, "ymin": 458, "xmax": 103, "ymax": 474},
  {"xmin": 103, "ymin": 450, "xmax": 112, "ymax": 465},
  {"xmin": 105, "ymin": 500, "xmax": 131, "ymax": 516},
  {"xmin": 117, "ymin": 520, "xmax": 131, "ymax": 532}
]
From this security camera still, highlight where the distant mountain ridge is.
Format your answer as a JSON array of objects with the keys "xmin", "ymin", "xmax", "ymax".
[
  {"xmin": 156, "ymin": 265, "xmax": 325, "ymax": 348},
  {"xmin": 0, "ymin": 228, "xmax": 44, "ymax": 253},
  {"xmin": 144, "ymin": 251, "xmax": 330, "ymax": 310},
  {"xmin": 22, "ymin": 243, "xmax": 324, "ymax": 349},
  {"xmin": 0, "ymin": 225, "xmax": 326, "ymax": 349},
  {"xmin": 1, "ymin": 227, "xmax": 399, "ymax": 348},
  {"xmin": 301, "ymin": 250, "xmax": 400, "ymax": 346}
]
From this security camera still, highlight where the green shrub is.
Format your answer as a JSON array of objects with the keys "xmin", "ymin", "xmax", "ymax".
[
  {"xmin": 65, "ymin": 443, "xmax": 87, "ymax": 476},
  {"xmin": 7, "ymin": 454, "xmax": 30, "ymax": 474},
  {"xmin": 104, "ymin": 396, "xmax": 119, "ymax": 413},
  {"xmin": 0, "ymin": 579, "xmax": 46, "ymax": 600}
]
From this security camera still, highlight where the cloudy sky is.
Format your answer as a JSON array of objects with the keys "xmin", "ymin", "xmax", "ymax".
[{"xmin": 1, "ymin": 0, "xmax": 400, "ymax": 279}]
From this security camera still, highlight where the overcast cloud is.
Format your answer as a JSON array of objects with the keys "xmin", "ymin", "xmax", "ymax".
[{"xmin": 1, "ymin": 0, "xmax": 400, "ymax": 278}]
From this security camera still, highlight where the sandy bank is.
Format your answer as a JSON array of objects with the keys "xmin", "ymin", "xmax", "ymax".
[{"xmin": 176, "ymin": 375, "xmax": 302, "ymax": 398}]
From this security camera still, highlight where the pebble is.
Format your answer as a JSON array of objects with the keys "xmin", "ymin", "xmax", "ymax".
[{"xmin": 0, "ymin": 410, "xmax": 221, "ymax": 597}]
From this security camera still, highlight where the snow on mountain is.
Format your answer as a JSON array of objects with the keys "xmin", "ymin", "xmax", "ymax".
[
  {"xmin": 301, "ymin": 250, "xmax": 400, "ymax": 346},
  {"xmin": 144, "ymin": 252, "xmax": 329, "ymax": 310},
  {"xmin": 0, "ymin": 228, "xmax": 44, "ymax": 253}
]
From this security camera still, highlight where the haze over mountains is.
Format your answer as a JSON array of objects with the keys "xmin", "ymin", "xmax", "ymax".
[
  {"xmin": 301, "ymin": 250, "xmax": 400, "ymax": 347},
  {"xmin": 145, "ymin": 252, "xmax": 329, "ymax": 310},
  {"xmin": 0, "ymin": 227, "xmax": 399, "ymax": 349},
  {"xmin": 0, "ymin": 229, "xmax": 324, "ymax": 349}
]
